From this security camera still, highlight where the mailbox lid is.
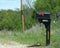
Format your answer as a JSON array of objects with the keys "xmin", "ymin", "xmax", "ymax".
[{"xmin": 36, "ymin": 12, "xmax": 50, "ymax": 19}]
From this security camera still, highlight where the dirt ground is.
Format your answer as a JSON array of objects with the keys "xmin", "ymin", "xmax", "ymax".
[{"xmin": 0, "ymin": 41, "xmax": 41, "ymax": 48}]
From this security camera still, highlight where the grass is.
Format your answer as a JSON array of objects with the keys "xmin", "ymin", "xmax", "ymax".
[{"xmin": 0, "ymin": 21, "xmax": 60, "ymax": 48}]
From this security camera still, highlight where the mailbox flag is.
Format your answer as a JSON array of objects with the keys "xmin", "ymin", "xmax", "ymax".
[
  {"xmin": 41, "ymin": 12, "xmax": 44, "ymax": 16},
  {"xmin": 37, "ymin": 12, "xmax": 44, "ymax": 16}
]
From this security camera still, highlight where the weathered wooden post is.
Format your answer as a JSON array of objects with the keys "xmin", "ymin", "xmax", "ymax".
[{"xmin": 21, "ymin": 0, "xmax": 24, "ymax": 32}]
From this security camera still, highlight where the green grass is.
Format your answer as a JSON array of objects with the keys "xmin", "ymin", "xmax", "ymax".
[
  {"xmin": 0, "ymin": 21, "xmax": 60, "ymax": 48},
  {"xmin": 0, "ymin": 25, "xmax": 46, "ymax": 44}
]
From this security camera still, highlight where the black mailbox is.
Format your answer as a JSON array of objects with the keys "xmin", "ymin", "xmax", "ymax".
[
  {"xmin": 36, "ymin": 12, "xmax": 51, "ymax": 46},
  {"xmin": 36, "ymin": 12, "xmax": 50, "ymax": 23}
]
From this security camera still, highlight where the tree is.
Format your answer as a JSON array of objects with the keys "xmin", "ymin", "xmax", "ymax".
[{"xmin": 34, "ymin": 0, "xmax": 60, "ymax": 20}]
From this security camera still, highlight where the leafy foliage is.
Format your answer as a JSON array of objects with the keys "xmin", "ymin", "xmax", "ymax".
[
  {"xmin": 0, "ymin": 0, "xmax": 60, "ymax": 31},
  {"xmin": 0, "ymin": 8, "xmax": 36, "ymax": 31},
  {"xmin": 34, "ymin": 0, "xmax": 60, "ymax": 20}
]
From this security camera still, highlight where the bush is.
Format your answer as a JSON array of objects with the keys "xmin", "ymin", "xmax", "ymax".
[{"xmin": 0, "ymin": 9, "xmax": 36, "ymax": 31}]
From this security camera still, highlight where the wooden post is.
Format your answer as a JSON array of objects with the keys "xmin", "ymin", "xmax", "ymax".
[{"xmin": 21, "ymin": 0, "xmax": 24, "ymax": 32}]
